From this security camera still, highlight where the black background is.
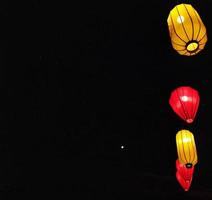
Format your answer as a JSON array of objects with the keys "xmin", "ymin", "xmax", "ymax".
[{"xmin": 4, "ymin": 0, "xmax": 212, "ymax": 199}]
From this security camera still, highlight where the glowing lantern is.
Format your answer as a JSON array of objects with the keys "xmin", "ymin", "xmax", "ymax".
[
  {"xmin": 176, "ymin": 171, "xmax": 192, "ymax": 191},
  {"xmin": 167, "ymin": 4, "xmax": 207, "ymax": 56},
  {"xmin": 169, "ymin": 86, "xmax": 200, "ymax": 123},
  {"xmin": 176, "ymin": 130, "xmax": 198, "ymax": 168},
  {"xmin": 176, "ymin": 159, "xmax": 194, "ymax": 181}
]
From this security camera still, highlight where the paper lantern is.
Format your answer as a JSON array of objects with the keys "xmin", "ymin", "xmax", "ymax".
[
  {"xmin": 167, "ymin": 4, "xmax": 207, "ymax": 56},
  {"xmin": 176, "ymin": 130, "xmax": 198, "ymax": 168},
  {"xmin": 169, "ymin": 86, "xmax": 200, "ymax": 123},
  {"xmin": 176, "ymin": 159, "xmax": 194, "ymax": 181},
  {"xmin": 176, "ymin": 171, "xmax": 192, "ymax": 191}
]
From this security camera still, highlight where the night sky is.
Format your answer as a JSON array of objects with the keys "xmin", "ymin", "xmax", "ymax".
[{"xmin": 4, "ymin": 0, "xmax": 212, "ymax": 198}]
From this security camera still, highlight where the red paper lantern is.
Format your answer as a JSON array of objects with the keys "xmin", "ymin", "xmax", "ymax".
[
  {"xmin": 176, "ymin": 171, "xmax": 192, "ymax": 191},
  {"xmin": 176, "ymin": 159, "xmax": 194, "ymax": 181},
  {"xmin": 169, "ymin": 86, "xmax": 200, "ymax": 123}
]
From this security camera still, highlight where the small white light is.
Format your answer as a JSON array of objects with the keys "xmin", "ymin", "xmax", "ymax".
[
  {"xmin": 121, "ymin": 145, "xmax": 124, "ymax": 149},
  {"xmin": 177, "ymin": 15, "xmax": 184, "ymax": 23},
  {"xmin": 182, "ymin": 137, "xmax": 191, "ymax": 143},
  {"xmin": 181, "ymin": 96, "xmax": 188, "ymax": 102}
]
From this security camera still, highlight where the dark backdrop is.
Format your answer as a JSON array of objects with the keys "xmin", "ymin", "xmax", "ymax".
[{"xmin": 5, "ymin": 0, "xmax": 212, "ymax": 199}]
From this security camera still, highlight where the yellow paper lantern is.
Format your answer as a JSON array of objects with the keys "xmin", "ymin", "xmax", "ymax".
[
  {"xmin": 167, "ymin": 4, "xmax": 207, "ymax": 56},
  {"xmin": 176, "ymin": 129, "xmax": 198, "ymax": 168}
]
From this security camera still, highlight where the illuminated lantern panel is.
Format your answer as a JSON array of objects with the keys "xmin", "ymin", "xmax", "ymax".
[
  {"xmin": 176, "ymin": 171, "xmax": 192, "ymax": 191},
  {"xmin": 176, "ymin": 159, "xmax": 194, "ymax": 181},
  {"xmin": 169, "ymin": 86, "xmax": 200, "ymax": 123},
  {"xmin": 176, "ymin": 130, "xmax": 198, "ymax": 168},
  {"xmin": 167, "ymin": 4, "xmax": 207, "ymax": 56}
]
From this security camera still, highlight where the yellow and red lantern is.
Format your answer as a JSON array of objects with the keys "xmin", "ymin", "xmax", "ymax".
[
  {"xmin": 176, "ymin": 130, "xmax": 198, "ymax": 168},
  {"xmin": 176, "ymin": 159, "xmax": 194, "ymax": 181},
  {"xmin": 176, "ymin": 171, "xmax": 192, "ymax": 191}
]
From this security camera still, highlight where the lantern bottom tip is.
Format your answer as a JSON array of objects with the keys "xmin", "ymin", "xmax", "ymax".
[{"xmin": 186, "ymin": 119, "xmax": 193, "ymax": 123}]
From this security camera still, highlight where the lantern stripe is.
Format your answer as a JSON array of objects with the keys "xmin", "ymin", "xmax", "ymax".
[
  {"xmin": 177, "ymin": 88, "xmax": 188, "ymax": 119},
  {"xmin": 183, "ymin": 88, "xmax": 192, "ymax": 121},
  {"xmin": 199, "ymin": 34, "xmax": 207, "ymax": 43},
  {"xmin": 183, "ymin": 4, "xmax": 195, "ymax": 40},
  {"xmin": 181, "ymin": 133, "xmax": 187, "ymax": 163},
  {"xmin": 193, "ymin": 90, "xmax": 199, "ymax": 124},
  {"xmin": 177, "ymin": 133, "xmax": 184, "ymax": 163},
  {"xmin": 190, "ymin": 134, "xmax": 195, "ymax": 165},
  {"xmin": 171, "ymin": 40, "xmax": 186, "ymax": 47},
  {"xmin": 174, "ymin": 49, "xmax": 186, "ymax": 52},
  {"xmin": 191, "ymin": 89, "xmax": 196, "ymax": 122},
  {"xmin": 179, "ymin": 131, "xmax": 186, "ymax": 163},
  {"xmin": 186, "ymin": 131, "xmax": 192, "ymax": 164},
  {"xmin": 191, "ymin": 140, "xmax": 195, "ymax": 165},
  {"xmin": 192, "ymin": 7, "xmax": 202, "ymax": 41},
  {"xmin": 200, "ymin": 34, "xmax": 207, "ymax": 43},
  {"xmin": 199, "ymin": 42, "xmax": 207, "ymax": 46},
  {"xmin": 170, "ymin": 14, "xmax": 187, "ymax": 44},
  {"xmin": 182, "ymin": 51, "xmax": 188, "ymax": 55},
  {"xmin": 180, "ymin": 89, "xmax": 189, "ymax": 120},
  {"xmin": 191, "ymin": 89, "xmax": 195, "ymax": 122},
  {"xmin": 184, "ymin": 131, "xmax": 191, "ymax": 164},
  {"xmin": 181, "ymin": 133, "xmax": 188, "ymax": 163},
  {"xmin": 193, "ymin": 9, "xmax": 206, "ymax": 41},
  {"xmin": 191, "ymin": 135, "xmax": 197, "ymax": 165},
  {"xmin": 177, "ymin": 132, "xmax": 184, "ymax": 163},
  {"xmin": 177, "ymin": 137, "xmax": 185, "ymax": 164},
  {"xmin": 170, "ymin": 20, "xmax": 187, "ymax": 45},
  {"xmin": 177, "ymin": 137, "xmax": 184, "ymax": 164},
  {"xmin": 181, "ymin": 131, "xmax": 189, "ymax": 164},
  {"xmin": 198, "ymin": 33, "xmax": 207, "ymax": 43},
  {"xmin": 178, "ymin": 88, "xmax": 190, "ymax": 121},
  {"xmin": 184, "ymin": 51, "xmax": 191, "ymax": 56},
  {"xmin": 173, "ymin": 47, "xmax": 186, "ymax": 51},
  {"xmin": 187, "ymin": 89, "xmax": 193, "ymax": 122},
  {"xmin": 199, "ymin": 45, "xmax": 206, "ymax": 49},
  {"xmin": 193, "ymin": 134, "xmax": 197, "ymax": 164},
  {"xmin": 176, "ymin": 6, "xmax": 190, "ymax": 41},
  {"xmin": 176, "ymin": 89, "xmax": 187, "ymax": 121}
]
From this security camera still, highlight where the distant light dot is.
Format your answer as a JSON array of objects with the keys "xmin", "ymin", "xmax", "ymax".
[{"xmin": 121, "ymin": 145, "xmax": 124, "ymax": 149}]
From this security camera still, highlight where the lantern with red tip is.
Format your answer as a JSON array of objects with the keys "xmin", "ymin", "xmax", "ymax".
[
  {"xmin": 169, "ymin": 86, "xmax": 200, "ymax": 123},
  {"xmin": 176, "ymin": 171, "xmax": 192, "ymax": 191},
  {"xmin": 176, "ymin": 159, "xmax": 194, "ymax": 182}
]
